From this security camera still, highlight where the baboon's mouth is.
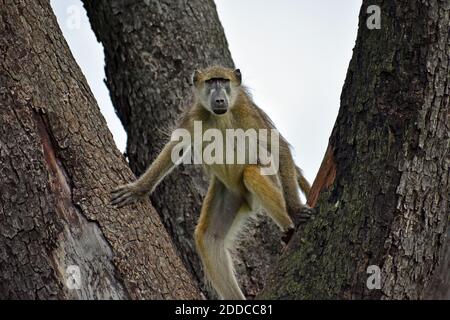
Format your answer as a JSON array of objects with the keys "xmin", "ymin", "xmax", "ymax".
[{"xmin": 213, "ymin": 109, "xmax": 227, "ymax": 115}]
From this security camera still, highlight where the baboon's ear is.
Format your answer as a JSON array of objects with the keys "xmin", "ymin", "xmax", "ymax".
[
  {"xmin": 192, "ymin": 70, "xmax": 200, "ymax": 85},
  {"xmin": 234, "ymin": 68, "xmax": 242, "ymax": 85}
]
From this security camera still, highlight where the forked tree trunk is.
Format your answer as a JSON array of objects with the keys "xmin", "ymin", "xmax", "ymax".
[
  {"xmin": 260, "ymin": 0, "xmax": 450, "ymax": 299},
  {"xmin": 83, "ymin": 0, "xmax": 284, "ymax": 298},
  {"xmin": 0, "ymin": 0, "xmax": 199, "ymax": 299}
]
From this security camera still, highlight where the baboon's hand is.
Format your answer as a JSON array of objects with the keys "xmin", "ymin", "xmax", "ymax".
[
  {"xmin": 292, "ymin": 206, "xmax": 316, "ymax": 228},
  {"xmin": 110, "ymin": 183, "xmax": 145, "ymax": 208},
  {"xmin": 282, "ymin": 206, "xmax": 317, "ymax": 245}
]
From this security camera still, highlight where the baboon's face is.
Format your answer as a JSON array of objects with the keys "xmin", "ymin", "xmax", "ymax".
[
  {"xmin": 203, "ymin": 78, "xmax": 232, "ymax": 115},
  {"xmin": 193, "ymin": 68, "xmax": 242, "ymax": 116}
]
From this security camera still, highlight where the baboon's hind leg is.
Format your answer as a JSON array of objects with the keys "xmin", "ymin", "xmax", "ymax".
[{"xmin": 194, "ymin": 177, "xmax": 248, "ymax": 300}]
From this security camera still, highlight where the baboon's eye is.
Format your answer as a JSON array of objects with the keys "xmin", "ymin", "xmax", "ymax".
[{"xmin": 205, "ymin": 78, "xmax": 230, "ymax": 84}]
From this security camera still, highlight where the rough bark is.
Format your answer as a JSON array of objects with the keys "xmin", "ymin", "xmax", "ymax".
[
  {"xmin": 260, "ymin": 0, "xmax": 450, "ymax": 299},
  {"xmin": 0, "ymin": 0, "xmax": 200, "ymax": 299},
  {"xmin": 83, "ymin": 0, "xmax": 283, "ymax": 298}
]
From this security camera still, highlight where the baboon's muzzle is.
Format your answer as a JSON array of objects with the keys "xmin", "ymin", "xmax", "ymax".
[{"xmin": 211, "ymin": 89, "xmax": 228, "ymax": 115}]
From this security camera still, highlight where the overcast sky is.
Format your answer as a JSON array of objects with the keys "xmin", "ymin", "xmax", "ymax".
[{"xmin": 50, "ymin": 0, "xmax": 361, "ymax": 183}]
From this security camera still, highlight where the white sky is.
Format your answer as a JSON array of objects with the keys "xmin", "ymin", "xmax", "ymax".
[{"xmin": 51, "ymin": 0, "xmax": 361, "ymax": 183}]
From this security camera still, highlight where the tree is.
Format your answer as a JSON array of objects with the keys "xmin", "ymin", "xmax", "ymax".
[
  {"xmin": 260, "ymin": 0, "xmax": 449, "ymax": 299},
  {"xmin": 82, "ymin": 0, "xmax": 283, "ymax": 298},
  {"xmin": 0, "ymin": 0, "xmax": 199, "ymax": 299}
]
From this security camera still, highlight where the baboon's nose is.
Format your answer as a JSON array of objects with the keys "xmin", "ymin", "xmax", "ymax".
[{"xmin": 215, "ymin": 99, "xmax": 225, "ymax": 105}]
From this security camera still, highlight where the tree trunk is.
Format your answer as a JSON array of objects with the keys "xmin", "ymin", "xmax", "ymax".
[
  {"xmin": 0, "ymin": 0, "xmax": 199, "ymax": 299},
  {"xmin": 83, "ymin": 0, "xmax": 283, "ymax": 298},
  {"xmin": 260, "ymin": 0, "xmax": 450, "ymax": 299}
]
